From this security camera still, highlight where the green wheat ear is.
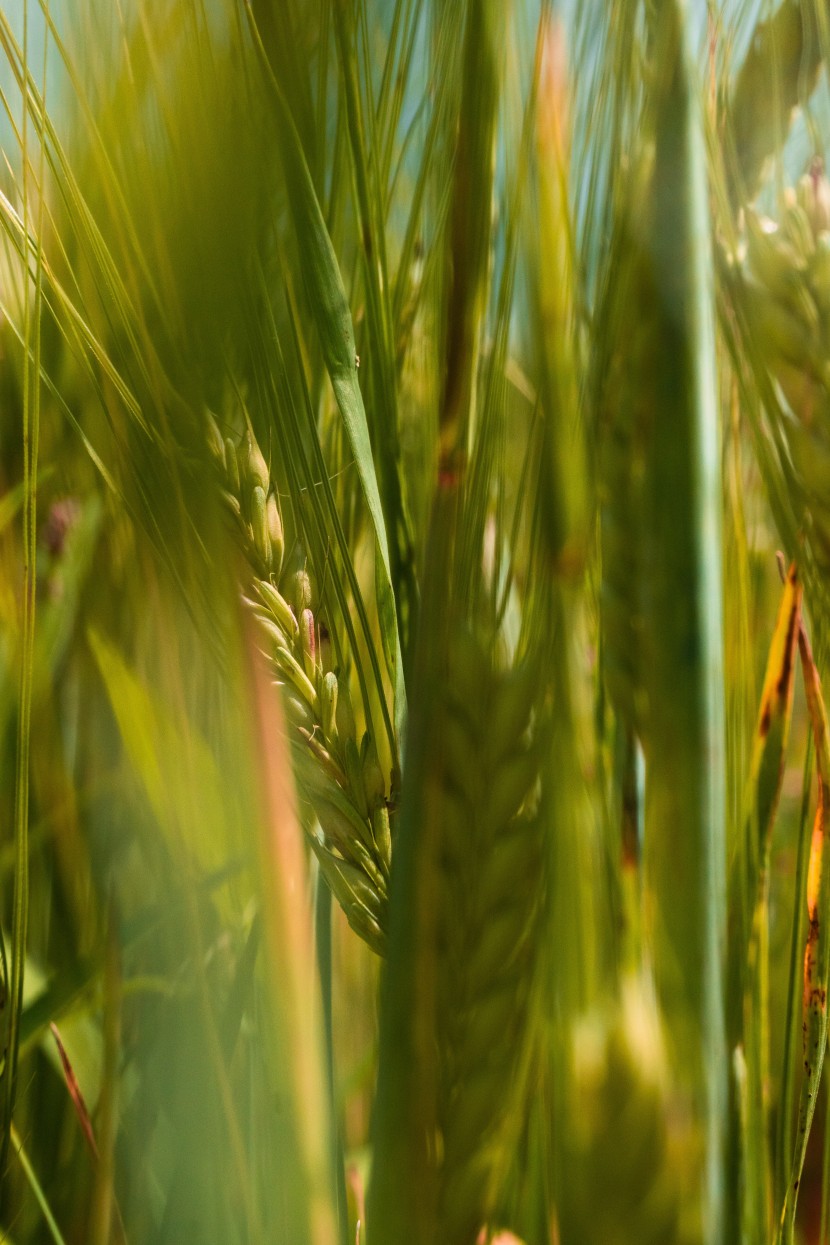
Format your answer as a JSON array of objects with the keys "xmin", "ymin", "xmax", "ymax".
[
  {"xmin": 370, "ymin": 568, "xmax": 548, "ymax": 1245},
  {"xmin": 207, "ymin": 414, "xmax": 393, "ymax": 955},
  {"xmin": 726, "ymin": 0, "xmax": 827, "ymax": 207},
  {"xmin": 434, "ymin": 623, "xmax": 546, "ymax": 1243},
  {"xmin": 726, "ymin": 163, "xmax": 830, "ymax": 604}
]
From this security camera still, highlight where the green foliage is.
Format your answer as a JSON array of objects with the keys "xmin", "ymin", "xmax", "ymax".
[{"xmin": 3, "ymin": 0, "xmax": 830, "ymax": 1243}]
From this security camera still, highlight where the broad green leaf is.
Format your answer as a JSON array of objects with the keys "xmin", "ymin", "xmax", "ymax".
[{"xmin": 87, "ymin": 627, "xmax": 237, "ymax": 891}]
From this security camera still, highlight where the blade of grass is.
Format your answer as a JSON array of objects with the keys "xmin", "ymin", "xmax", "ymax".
[
  {"xmin": 2, "ymin": 0, "xmax": 47, "ymax": 1186},
  {"xmin": 776, "ymin": 733, "xmax": 815, "ymax": 1208},
  {"xmin": 314, "ymin": 876, "xmax": 349, "ymax": 1245},
  {"xmin": 821, "ymin": 1094, "xmax": 830, "ymax": 1245},
  {"xmin": 253, "ymin": 258, "xmax": 397, "ymax": 770},
  {"xmin": 49, "ymin": 1022, "xmax": 98, "ymax": 1160},
  {"xmin": 778, "ymin": 620, "xmax": 830, "ymax": 1243},
  {"xmin": 331, "ymin": 0, "xmax": 418, "ymax": 655},
  {"xmin": 9, "ymin": 1122, "xmax": 67, "ymax": 1245},
  {"xmin": 87, "ymin": 921, "xmax": 122, "ymax": 1245},
  {"xmin": 726, "ymin": 562, "xmax": 802, "ymax": 1243}
]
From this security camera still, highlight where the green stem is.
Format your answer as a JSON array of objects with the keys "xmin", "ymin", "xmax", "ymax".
[
  {"xmin": 776, "ymin": 735, "xmax": 814, "ymax": 1209},
  {"xmin": 642, "ymin": 6, "xmax": 727, "ymax": 1240},
  {"xmin": 11, "ymin": 1122, "xmax": 68, "ymax": 1245},
  {"xmin": 314, "ymin": 872, "xmax": 349, "ymax": 1245}
]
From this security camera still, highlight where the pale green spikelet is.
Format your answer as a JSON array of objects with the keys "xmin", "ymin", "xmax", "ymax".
[
  {"xmin": 299, "ymin": 608, "xmax": 318, "ymax": 683},
  {"xmin": 361, "ymin": 736, "xmax": 385, "ymax": 814},
  {"xmin": 224, "ymin": 436, "xmax": 241, "ymax": 495},
  {"xmin": 321, "ymin": 671, "xmax": 339, "ymax": 746},
  {"xmin": 266, "ymin": 492, "xmax": 284, "ymax": 577},
  {"xmin": 335, "ymin": 675, "xmax": 357, "ymax": 743},
  {"xmin": 314, "ymin": 849, "xmax": 386, "ymax": 957},
  {"xmin": 254, "ymin": 579, "xmax": 299, "ymax": 639},
  {"xmin": 250, "ymin": 484, "xmax": 272, "ymax": 568},
  {"xmin": 272, "ymin": 642, "xmax": 319, "ymax": 711},
  {"xmin": 288, "ymin": 568, "xmax": 313, "ymax": 616},
  {"xmin": 372, "ymin": 804, "xmax": 392, "ymax": 880},
  {"xmin": 745, "ymin": 210, "xmax": 806, "ymax": 294},
  {"xmin": 780, "ymin": 199, "xmax": 816, "ymax": 264},
  {"xmin": 240, "ymin": 430, "xmax": 270, "ymax": 494},
  {"xmin": 344, "ymin": 738, "xmax": 369, "ymax": 821},
  {"xmin": 282, "ymin": 689, "xmax": 317, "ymax": 736},
  {"xmin": 205, "ymin": 409, "xmax": 225, "ymax": 463}
]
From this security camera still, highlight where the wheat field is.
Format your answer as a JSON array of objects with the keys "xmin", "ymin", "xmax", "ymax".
[{"xmin": 1, "ymin": 0, "xmax": 830, "ymax": 1242}]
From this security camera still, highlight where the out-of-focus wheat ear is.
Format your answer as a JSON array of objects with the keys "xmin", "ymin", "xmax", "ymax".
[
  {"xmin": 640, "ymin": 5, "xmax": 728, "ymax": 1243},
  {"xmin": 369, "ymin": 585, "xmax": 546, "ymax": 1245},
  {"xmin": 558, "ymin": 977, "xmax": 688, "ymax": 1245},
  {"xmin": 437, "ymin": 635, "xmax": 546, "ymax": 1244},
  {"xmin": 725, "ymin": 0, "xmax": 826, "ymax": 207},
  {"xmin": 369, "ymin": 0, "xmax": 518, "ymax": 1238},
  {"xmin": 725, "ymin": 159, "xmax": 830, "ymax": 618}
]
